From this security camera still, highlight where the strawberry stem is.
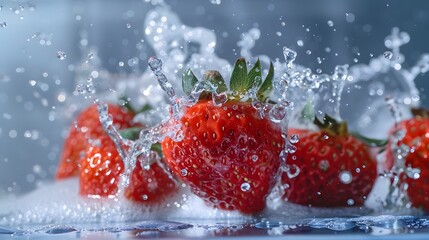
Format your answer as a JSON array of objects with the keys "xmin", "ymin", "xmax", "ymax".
[{"xmin": 314, "ymin": 114, "xmax": 348, "ymax": 136}]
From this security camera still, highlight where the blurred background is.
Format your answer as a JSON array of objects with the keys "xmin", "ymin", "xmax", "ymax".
[{"xmin": 1, "ymin": 0, "xmax": 428, "ymax": 196}]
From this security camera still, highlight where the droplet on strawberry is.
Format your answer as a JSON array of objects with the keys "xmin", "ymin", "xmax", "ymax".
[
  {"xmin": 56, "ymin": 104, "xmax": 136, "ymax": 179},
  {"xmin": 162, "ymin": 59, "xmax": 283, "ymax": 214},
  {"xmin": 283, "ymin": 116, "xmax": 377, "ymax": 207},
  {"xmin": 386, "ymin": 109, "xmax": 429, "ymax": 211}
]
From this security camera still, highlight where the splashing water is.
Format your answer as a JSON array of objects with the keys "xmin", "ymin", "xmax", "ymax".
[{"xmin": 3, "ymin": 2, "xmax": 429, "ymax": 237}]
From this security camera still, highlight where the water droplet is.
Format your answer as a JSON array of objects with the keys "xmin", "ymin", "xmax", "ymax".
[
  {"xmin": 56, "ymin": 51, "xmax": 66, "ymax": 60},
  {"xmin": 251, "ymin": 155, "xmax": 259, "ymax": 162},
  {"xmin": 240, "ymin": 182, "xmax": 251, "ymax": 192},
  {"xmin": 345, "ymin": 13, "xmax": 355, "ymax": 23},
  {"xmin": 339, "ymin": 171, "xmax": 352, "ymax": 184},
  {"xmin": 283, "ymin": 47, "xmax": 297, "ymax": 68},
  {"xmin": 269, "ymin": 104, "xmax": 287, "ymax": 123},
  {"xmin": 306, "ymin": 50, "xmax": 312, "ymax": 55},
  {"xmin": 0, "ymin": 22, "xmax": 7, "ymax": 28},
  {"xmin": 75, "ymin": 84, "xmax": 86, "ymax": 94},
  {"xmin": 368, "ymin": 82, "xmax": 385, "ymax": 96},
  {"xmin": 327, "ymin": 20, "xmax": 334, "ymax": 27},
  {"xmin": 210, "ymin": 0, "xmax": 221, "ymax": 4},
  {"xmin": 212, "ymin": 92, "xmax": 228, "ymax": 106},
  {"xmin": 289, "ymin": 134, "xmax": 299, "ymax": 144},
  {"xmin": 148, "ymin": 56, "xmax": 163, "ymax": 74},
  {"xmin": 286, "ymin": 144, "xmax": 297, "ymax": 154},
  {"xmin": 180, "ymin": 169, "xmax": 188, "ymax": 176},
  {"xmin": 142, "ymin": 194, "xmax": 148, "ymax": 200},
  {"xmin": 384, "ymin": 51, "xmax": 393, "ymax": 60},
  {"xmin": 126, "ymin": 23, "xmax": 131, "ymax": 28},
  {"xmin": 406, "ymin": 167, "xmax": 421, "ymax": 180},
  {"xmin": 319, "ymin": 160, "xmax": 330, "ymax": 171},
  {"xmin": 296, "ymin": 40, "xmax": 304, "ymax": 47},
  {"xmin": 347, "ymin": 199, "xmax": 355, "ymax": 206}
]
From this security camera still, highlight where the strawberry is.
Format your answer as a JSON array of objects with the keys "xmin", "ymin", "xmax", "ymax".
[
  {"xmin": 56, "ymin": 103, "xmax": 135, "ymax": 179},
  {"xmin": 283, "ymin": 115, "xmax": 377, "ymax": 207},
  {"xmin": 80, "ymin": 133, "xmax": 178, "ymax": 203},
  {"xmin": 386, "ymin": 108, "xmax": 429, "ymax": 211},
  {"xmin": 161, "ymin": 58, "xmax": 284, "ymax": 214}
]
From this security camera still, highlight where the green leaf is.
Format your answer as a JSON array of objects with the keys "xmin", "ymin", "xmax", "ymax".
[
  {"xmin": 150, "ymin": 143, "xmax": 163, "ymax": 158},
  {"xmin": 352, "ymin": 132, "xmax": 388, "ymax": 147},
  {"xmin": 182, "ymin": 68, "xmax": 198, "ymax": 96},
  {"xmin": 119, "ymin": 96, "xmax": 136, "ymax": 113},
  {"xmin": 138, "ymin": 104, "xmax": 152, "ymax": 113},
  {"xmin": 300, "ymin": 100, "xmax": 315, "ymax": 121},
  {"xmin": 203, "ymin": 70, "xmax": 227, "ymax": 93},
  {"xmin": 257, "ymin": 61, "xmax": 274, "ymax": 102},
  {"xmin": 119, "ymin": 127, "xmax": 142, "ymax": 140},
  {"xmin": 229, "ymin": 58, "xmax": 248, "ymax": 95},
  {"xmin": 247, "ymin": 58, "xmax": 262, "ymax": 88}
]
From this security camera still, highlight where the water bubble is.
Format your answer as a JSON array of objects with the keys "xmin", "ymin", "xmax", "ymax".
[
  {"xmin": 180, "ymin": 169, "xmax": 188, "ymax": 176},
  {"xmin": 56, "ymin": 51, "xmax": 66, "ymax": 60},
  {"xmin": 384, "ymin": 51, "xmax": 393, "ymax": 60},
  {"xmin": 327, "ymin": 20, "xmax": 334, "ymax": 27},
  {"xmin": 339, "ymin": 171, "xmax": 352, "ymax": 184},
  {"xmin": 240, "ymin": 182, "xmax": 251, "ymax": 192}
]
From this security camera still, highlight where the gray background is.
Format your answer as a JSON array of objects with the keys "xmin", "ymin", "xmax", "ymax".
[{"xmin": 0, "ymin": 0, "xmax": 428, "ymax": 195}]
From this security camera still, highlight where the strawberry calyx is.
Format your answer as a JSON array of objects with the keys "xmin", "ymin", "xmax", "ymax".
[
  {"xmin": 182, "ymin": 58, "xmax": 274, "ymax": 103},
  {"xmin": 119, "ymin": 127, "xmax": 163, "ymax": 157},
  {"xmin": 314, "ymin": 114, "xmax": 349, "ymax": 137},
  {"xmin": 411, "ymin": 107, "xmax": 429, "ymax": 119},
  {"xmin": 313, "ymin": 114, "xmax": 388, "ymax": 147}
]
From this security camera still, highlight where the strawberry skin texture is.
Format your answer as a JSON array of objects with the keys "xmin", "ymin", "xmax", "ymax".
[
  {"xmin": 124, "ymin": 160, "xmax": 178, "ymax": 203},
  {"xmin": 80, "ymin": 135, "xmax": 124, "ymax": 197},
  {"xmin": 283, "ymin": 129, "xmax": 377, "ymax": 207},
  {"xmin": 387, "ymin": 118, "xmax": 429, "ymax": 211},
  {"xmin": 162, "ymin": 101, "xmax": 283, "ymax": 214},
  {"xmin": 80, "ymin": 134, "xmax": 178, "ymax": 203},
  {"xmin": 56, "ymin": 104, "xmax": 135, "ymax": 179}
]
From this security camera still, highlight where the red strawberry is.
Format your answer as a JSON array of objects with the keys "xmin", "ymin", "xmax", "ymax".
[
  {"xmin": 283, "ymin": 116, "xmax": 377, "ymax": 207},
  {"xmin": 80, "ymin": 131, "xmax": 178, "ymax": 203},
  {"xmin": 162, "ymin": 59, "xmax": 284, "ymax": 214},
  {"xmin": 56, "ymin": 103, "xmax": 135, "ymax": 179},
  {"xmin": 386, "ymin": 108, "xmax": 429, "ymax": 211}
]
